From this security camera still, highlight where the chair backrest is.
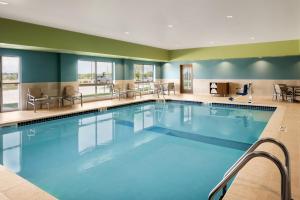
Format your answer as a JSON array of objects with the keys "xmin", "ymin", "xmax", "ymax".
[
  {"xmin": 111, "ymin": 83, "xmax": 123, "ymax": 91},
  {"xmin": 168, "ymin": 82, "xmax": 175, "ymax": 90},
  {"xmin": 274, "ymin": 84, "xmax": 282, "ymax": 94},
  {"xmin": 63, "ymin": 86, "xmax": 76, "ymax": 97},
  {"xmin": 127, "ymin": 83, "xmax": 135, "ymax": 90},
  {"xmin": 28, "ymin": 88, "xmax": 43, "ymax": 98},
  {"xmin": 154, "ymin": 83, "xmax": 161, "ymax": 90},
  {"xmin": 278, "ymin": 84, "xmax": 288, "ymax": 92}
]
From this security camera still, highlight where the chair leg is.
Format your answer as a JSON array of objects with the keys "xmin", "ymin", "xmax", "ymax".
[
  {"xmin": 47, "ymin": 103, "xmax": 50, "ymax": 110},
  {"xmin": 81, "ymin": 98, "xmax": 83, "ymax": 107},
  {"xmin": 34, "ymin": 104, "xmax": 36, "ymax": 113}
]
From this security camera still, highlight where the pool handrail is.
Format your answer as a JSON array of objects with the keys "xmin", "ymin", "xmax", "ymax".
[
  {"xmin": 208, "ymin": 151, "xmax": 289, "ymax": 200},
  {"xmin": 221, "ymin": 137, "xmax": 291, "ymax": 200}
]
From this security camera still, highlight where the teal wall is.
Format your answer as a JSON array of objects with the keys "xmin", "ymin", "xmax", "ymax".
[
  {"xmin": 0, "ymin": 48, "xmax": 59, "ymax": 83},
  {"xmin": 0, "ymin": 48, "xmax": 162, "ymax": 83},
  {"xmin": 162, "ymin": 56, "xmax": 300, "ymax": 79}
]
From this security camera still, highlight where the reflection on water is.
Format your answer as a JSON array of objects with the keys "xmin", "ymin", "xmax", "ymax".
[
  {"xmin": 1, "ymin": 131, "xmax": 21, "ymax": 173},
  {"xmin": 0, "ymin": 102, "xmax": 273, "ymax": 199},
  {"xmin": 0, "ymin": 102, "xmax": 272, "ymax": 176}
]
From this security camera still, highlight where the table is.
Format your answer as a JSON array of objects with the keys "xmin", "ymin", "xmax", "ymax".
[{"xmin": 49, "ymin": 96, "xmax": 63, "ymax": 107}]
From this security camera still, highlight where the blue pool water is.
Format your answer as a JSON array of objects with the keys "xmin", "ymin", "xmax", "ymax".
[{"xmin": 0, "ymin": 101, "xmax": 274, "ymax": 200}]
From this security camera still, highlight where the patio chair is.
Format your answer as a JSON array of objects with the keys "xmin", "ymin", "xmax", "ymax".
[
  {"xmin": 148, "ymin": 82, "xmax": 160, "ymax": 97},
  {"xmin": 26, "ymin": 88, "xmax": 50, "ymax": 112},
  {"xmin": 127, "ymin": 83, "xmax": 142, "ymax": 99},
  {"xmin": 167, "ymin": 82, "xmax": 175, "ymax": 95},
  {"xmin": 274, "ymin": 84, "xmax": 293, "ymax": 101},
  {"xmin": 110, "ymin": 84, "xmax": 127, "ymax": 100},
  {"xmin": 293, "ymin": 88, "xmax": 300, "ymax": 101},
  {"xmin": 62, "ymin": 86, "xmax": 83, "ymax": 106}
]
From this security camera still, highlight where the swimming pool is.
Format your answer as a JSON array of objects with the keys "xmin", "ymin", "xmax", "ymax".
[{"xmin": 0, "ymin": 101, "xmax": 274, "ymax": 200}]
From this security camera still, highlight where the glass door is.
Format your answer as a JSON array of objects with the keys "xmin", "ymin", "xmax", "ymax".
[
  {"xmin": 180, "ymin": 64, "xmax": 193, "ymax": 93},
  {"xmin": 1, "ymin": 56, "xmax": 21, "ymax": 112}
]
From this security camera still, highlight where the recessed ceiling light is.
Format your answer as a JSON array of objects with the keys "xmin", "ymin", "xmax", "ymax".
[
  {"xmin": 167, "ymin": 24, "xmax": 173, "ymax": 28},
  {"xmin": 124, "ymin": 31, "xmax": 130, "ymax": 35},
  {"xmin": 250, "ymin": 37, "xmax": 255, "ymax": 40},
  {"xmin": 226, "ymin": 15, "xmax": 233, "ymax": 19},
  {"xmin": 0, "ymin": 1, "xmax": 8, "ymax": 5}
]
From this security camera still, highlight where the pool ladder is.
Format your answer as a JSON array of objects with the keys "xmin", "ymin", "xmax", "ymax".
[
  {"xmin": 208, "ymin": 137, "xmax": 292, "ymax": 200},
  {"xmin": 156, "ymin": 85, "xmax": 166, "ymax": 104}
]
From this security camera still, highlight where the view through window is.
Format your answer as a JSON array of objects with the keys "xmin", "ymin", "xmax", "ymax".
[
  {"xmin": 78, "ymin": 61, "xmax": 114, "ymax": 96},
  {"xmin": 134, "ymin": 64, "xmax": 155, "ymax": 82},
  {"xmin": 1, "ymin": 56, "xmax": 20, "ymax": 111}
]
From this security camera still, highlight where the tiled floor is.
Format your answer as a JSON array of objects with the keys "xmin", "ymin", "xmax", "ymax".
[{"xmin": 0, "ymin": 94, "xmax": 299, "ymax": 200}]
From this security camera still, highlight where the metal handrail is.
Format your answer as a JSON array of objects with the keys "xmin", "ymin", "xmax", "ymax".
[
  {"xmin": 208, "ymin": 151, "xmax": 289, "ymax": 200},
  {"xmin": 221, "ymin": 138, "xmax": 291, "ymax": 200}
]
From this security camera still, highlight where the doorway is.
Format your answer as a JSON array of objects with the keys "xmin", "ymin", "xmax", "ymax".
[
  {"xmin": 0, "ymin": 56, "xmax": 21, "ymax": 112},
  {"xmin": 180, "ymin": 64, "xmax": 193, "ymax": 93}
]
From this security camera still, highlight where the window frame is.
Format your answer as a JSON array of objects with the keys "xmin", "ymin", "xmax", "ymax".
[
  {"xmin": 77, "ymin": 60, "xmax": 115, "ymax": 97},
  {"xmin": 1, "ymin": 56, "xmax": 21, "ymax": 112},
  {"xmin": 134, "ymin": 64, "xmax": 155, "ymax": 83}
]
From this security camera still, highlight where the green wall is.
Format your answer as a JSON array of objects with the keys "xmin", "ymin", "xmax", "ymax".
[
  {"xmin": 0, "ymin": 18, "xmax": 169, "ymax": 61},
  {"xmin": 170, "ymin": 40, "xmax": 300, "ymax": 61},
  {"xmin": 162, "ymin": 56, "xmax": 300, "ymax": 80},
  {"xmin": 1, "ymin": 18, "xmax": 300, "ymax": 83}
]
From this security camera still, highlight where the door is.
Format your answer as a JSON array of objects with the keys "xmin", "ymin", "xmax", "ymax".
[
  {"xmin": 180, "ymin": 64, "xmax": 193, "ymax": 93},
  {"xmin": 0, "ymin": 56, "xmax": 21, "ymax": 112}
]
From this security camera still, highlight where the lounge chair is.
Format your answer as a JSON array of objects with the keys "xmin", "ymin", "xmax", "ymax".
[
  {"xmin": 127, "ymin": 83, "xmax": 142, "ymax": 99},
  {"xmin": 62, "ymin": 86, "xmax": 83, "ymax": 106},
  {"xmin": 110, "ymin": 84, "xmax": 127, "ymax": 100},
  {"xmin": 149, "ymin": 82, "xmax": 160, "ymax": 97},
  {"xmin": 274, "ymin": 84, "xmax": 293, "ymax": 101},
  {"xmin": 26, "ymin": 88, "xmax": 50, "ymax": 112},
  {"xmin": 167, "ymin": 82, "xmax": 175, "ymax": 95}
]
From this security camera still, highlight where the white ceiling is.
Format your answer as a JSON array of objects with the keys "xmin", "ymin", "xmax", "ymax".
[{"xmin": 0, "ymin": 0, "xmax": 300, "ymax": 50}]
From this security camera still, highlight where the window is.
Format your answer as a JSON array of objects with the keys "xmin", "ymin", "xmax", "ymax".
[
  {"xmin": 134, "ymin": 64, "xmax": 155, "ymax": 82},
  {"xmin": 1, "ymin": 56, "xmax": 21, "ymax": 112},
  {"xmin": 78, "ymin": 60, "xmax": 114, "ymax": 96}
]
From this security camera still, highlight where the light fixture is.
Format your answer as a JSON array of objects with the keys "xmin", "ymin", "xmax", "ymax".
[
  {"xmin": 209, "ymin": 41, "xmax": 215, "ymax": 44},
  {"xmin": 124, "ymin": 31, "xmax": 130, "ymax": 35},
  {"xmin": 250, "ymin": 37, "xmax": 255, "ymax": 40},
  {"xmin": 0, "ymin": 1, "xmax": 8, "ymax": 5},
  {"xmin": 226, "ymin": 15, "xmax": 233, "ymax": 19},
  {"xmin": 167, "ymin": 24, "xmax": 173, "ymax": 28}
]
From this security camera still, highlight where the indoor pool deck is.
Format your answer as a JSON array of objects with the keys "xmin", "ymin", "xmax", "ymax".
[{"xmin": 0, "ymin": 94, "xmax": 299, "ymax": 200}]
